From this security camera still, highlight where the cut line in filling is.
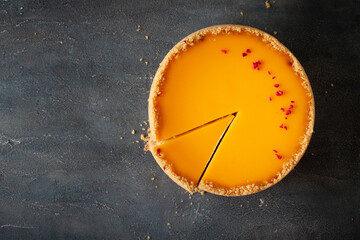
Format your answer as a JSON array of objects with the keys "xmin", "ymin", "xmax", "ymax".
[
  {"xmin": 150, "ymin": 112, "xmax": 237, "ymax": 192},
  {"xmin": 154, "ymin": 112, "xmax": 238, "ymax": 146},
  {"xmin": 196, "ymin": 112, "xmax": 238, "ymax": 188}
]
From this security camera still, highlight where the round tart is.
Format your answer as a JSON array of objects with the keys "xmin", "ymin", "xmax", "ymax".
[{"xmin": 147, "ymin": 25, "xmax": 315, "ymax": 196}]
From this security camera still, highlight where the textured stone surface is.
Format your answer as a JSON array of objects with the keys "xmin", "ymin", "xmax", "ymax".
[{"xmin": 0, "ymin": 0, "xmax": 359, "ymax": 239}]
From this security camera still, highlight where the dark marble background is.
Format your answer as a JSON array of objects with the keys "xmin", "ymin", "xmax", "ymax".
[{"xmin": 0, "ymin": 0, "xmax": 359, "ymax": 239}]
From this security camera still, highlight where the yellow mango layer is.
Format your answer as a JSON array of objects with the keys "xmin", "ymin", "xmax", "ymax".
[{"xmin": 152, "ymin": 115, "xmax": 234, "ymax": 188}]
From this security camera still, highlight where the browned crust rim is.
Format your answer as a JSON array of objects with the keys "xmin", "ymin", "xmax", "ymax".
[
  {"xmin": 148, "ymin": 24, "xmax": 315, "ymax": 196},
  {"xmin": 148, "ymin": 139, "xmax": 197, "ymax": 193}
]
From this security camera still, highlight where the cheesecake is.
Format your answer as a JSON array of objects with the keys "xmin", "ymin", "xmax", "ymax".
[{"xmin": 148, "ymin": 25, "xmax": 315, "ymax": 196}]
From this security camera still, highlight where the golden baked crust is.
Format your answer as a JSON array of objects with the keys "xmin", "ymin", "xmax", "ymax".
[
  {"xmin": 147, "ymin": 139, "xmax": 197, "ymax": 193},
  {"xmin": 148, "ymin": 25, "xmax": 315, "ymax": 196}
]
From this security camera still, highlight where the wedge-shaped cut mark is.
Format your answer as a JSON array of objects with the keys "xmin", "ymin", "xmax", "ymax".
[{"xmin": 150, "ymin": 113, "xmax": 236, "ymax": 193}]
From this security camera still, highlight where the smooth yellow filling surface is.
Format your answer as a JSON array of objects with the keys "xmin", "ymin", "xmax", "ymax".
[
  {"xmin": 153, "ymin": 31, "xmax": 311, "ymax": 190},
  {"xmin": 152, "ymin": 115, "xmax": 234, "ymax": 185}
]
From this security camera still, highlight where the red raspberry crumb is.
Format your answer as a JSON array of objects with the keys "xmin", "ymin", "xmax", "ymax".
[
  {"xmin": 276, "ymin": 154, "xmax": 282, "ymax": 159},
  {"xmin": 286, "ymin": 110, "xmax": 292, "ymax": 115},
  {"xmin": 272, "ymin": 76, "xmax": 276, "ymax": 79},
  {"xmin": 291, "ymin": 100, "xmax": 295, "ymax": 103},
  {"xmin": 281, "ymin": 108, "xmax": 285, "ymax": 112},
  {"xmin": 269, "ymin": 96, "xmax": 272, "ymax": 101},
  {"xmin": 242, "ymin": 52, "xmax": 247, "ymax": 57},
  {"xmin": 284, "ymin": 126, "xmax": 288, "ymax": 130},
  {"xmin": 252, "ymin": 61, "xmax": 261, "ymax": 69},
  {"xmin": 274, "ymin": 84, "xmax": 279, "ymax": 88},
  {"xmin": 288, "ymin": 105, "xmax": 294, "ymax": 109},
  {"xmin": 268, "ymin": 71, "xmax": 271, "ymax": 75},
  {"xmin": 246, "ymin": 49, "xmax": 251, "ymax": 53},
  {"xmin": 221, "ymin": 49, "xmax": 227, "ymax": 54},
  {"xmin": 280, "ymin": 124, "xmax": 284, "ymax": 128},
  {"xmin": 276, "ymin": 91, "xmax": 283, "ymax": 96},
  {"xmin": 273, "ymin": 149, "xmax": 278, "ymax": 153}
]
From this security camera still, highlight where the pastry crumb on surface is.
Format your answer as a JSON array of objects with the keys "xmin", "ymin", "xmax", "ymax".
[
  {"xmin": 139, "ymin": 58, "xmax": 143, "ymax": 62},
  {"xmin": 167, "ymin": 222, "xmax": 171, "ymax": 226},
  {"xmin": 330, "ymin": 83, "xmax": 334, "ymax": 87},
  {"xmin": 105, "ymin": 98, "xmax": 108, "ymax": 102},
  {"xmin": 240, "ymin": 11, "xmax": 244, "ymax": 16},
  {"xmin": 151, "ymin": 177, "xmax": 155, "ymax": 181},
  {"xmin": 131, "ymin": 130, "xmax": 136, "ymax": 134},
  {"xmin": 120, "ymin": 137, "xmax": 123, "ymax": 140},
  {"xmin": 273, "ymin": 31, "xmax": 278, "ymax": 35},
  {"xmin": 265, "ymin": 1, "xmax": 271, "ymax": 8},
  {"xmin": 147, "ymin": 236, "xmax": 151, "ymax": 240},
  {"xmin": 145, "ymin": 61, "xmax": 149, "ymax": 65},
  {"xmin": 140, "ymin": 134, "xmax": 150, "ymax": 142},
  {"xmin": 141, "ymin": 133, "xmax": 150, "ymax": 153},
  {"xmin": 145, "ymin": 35, "xmax": 149, "ymax": 40}
]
